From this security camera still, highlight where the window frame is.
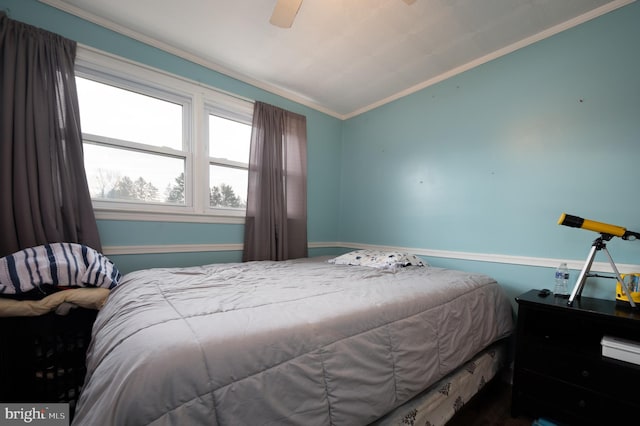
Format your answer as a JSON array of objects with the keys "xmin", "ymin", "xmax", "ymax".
[
  {"xmin": 205, "ymin": 105, "xmax": 252, "ymax": 214},
  {"xmin": 76, "ymin": 46, "xmax": 253, "ymax": 224}
]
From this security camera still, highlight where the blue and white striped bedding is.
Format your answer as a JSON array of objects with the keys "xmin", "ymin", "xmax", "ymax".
[{"xmin": 0, "ymin": 243, "xmax": 121, "ymax": 295}]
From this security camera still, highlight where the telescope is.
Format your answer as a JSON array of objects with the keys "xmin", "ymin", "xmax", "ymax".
[
  {"xmin": 558, "ymin": 213, "xmax": 640, "ymax": 241},
  {"xmin": 558, "ymin": 213, "xmax": 639, "ymax": 308}
]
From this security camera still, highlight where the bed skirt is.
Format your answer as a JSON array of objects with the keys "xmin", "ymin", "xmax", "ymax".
[{"xmin": 372, "ymin": 339, "xmax": 508, "ymax": 426}]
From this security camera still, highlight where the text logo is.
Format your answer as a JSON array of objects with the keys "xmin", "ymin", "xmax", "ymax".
[{"xmin": 0, "ymin": 404, "xmax": 69, "ymax": 426}]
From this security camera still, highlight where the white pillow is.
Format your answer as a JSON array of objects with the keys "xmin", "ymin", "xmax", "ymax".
[{"xmin": 328, "ymin": 249, "xmax": 426, "ymax": 269}]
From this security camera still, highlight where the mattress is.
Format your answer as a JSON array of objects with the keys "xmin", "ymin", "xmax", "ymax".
[
  {"xmin": 72, "ymin": 256, "xmax": 513, "ymax": 425},
  {"xmin": 372, "ymin": 340, "xmax": 508, "ymax": 426}
]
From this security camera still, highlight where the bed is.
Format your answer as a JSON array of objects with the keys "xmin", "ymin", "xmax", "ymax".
[{"xmin": 71, "ymin": 251, "xmax": 514, "ymax": 426}]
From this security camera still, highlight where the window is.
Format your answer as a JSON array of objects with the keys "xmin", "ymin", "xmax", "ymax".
[
  {"xmin": 208, "ymin": 114, "xmax": 251, "ymax": 210},
  {"xmin": 74, "ymin": 48, "xmax": 253, "ymax": 222},
  {"xmin": 77, "ymin": 77, "xmax": 187, "ymax": 206}
]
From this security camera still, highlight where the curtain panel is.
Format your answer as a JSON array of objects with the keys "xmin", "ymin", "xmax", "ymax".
[
  {"xmin": 243, "ymin": 102, "xmax": 308, "ymax": 261},
  {"xmin": 0, "ymin": 13, "xmax": 101, "ymax": 257}
]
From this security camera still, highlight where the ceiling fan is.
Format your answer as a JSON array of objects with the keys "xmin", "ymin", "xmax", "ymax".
[{"xmin": 270, "ymin": 0, "xmax": 417, "ymax": 29}]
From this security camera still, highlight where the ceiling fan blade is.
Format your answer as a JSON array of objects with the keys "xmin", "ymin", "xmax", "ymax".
[
  {"xmin": 402, "ymin": 0, "xmax": 417, "ymax": 4},
  {"xmin": 270, "ymin": 0, "xmax": 303, "ymax": 28}
]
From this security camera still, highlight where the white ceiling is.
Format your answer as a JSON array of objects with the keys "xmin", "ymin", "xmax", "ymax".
[{"xmin": 41, "ymin": 0, "xmax": 631, "ymax": 119}]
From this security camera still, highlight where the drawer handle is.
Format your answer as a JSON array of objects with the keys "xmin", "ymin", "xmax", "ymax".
[
  {"xmin": 578, "ymin": 399, "xmax": 587, "ymax": 409},
  {"xmin": 581, "ymin": 370, "xmax": 590, "ymax": 378}
]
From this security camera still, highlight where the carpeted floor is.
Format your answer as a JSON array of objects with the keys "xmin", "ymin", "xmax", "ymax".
[{"xmin": 446, "ymin": 379, "xmax": 534, "ymax": 426}]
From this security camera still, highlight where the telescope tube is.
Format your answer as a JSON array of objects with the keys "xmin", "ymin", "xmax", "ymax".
[{"xmin": 558, "ymin": 213, "xmax": 627, "ymax": 237}]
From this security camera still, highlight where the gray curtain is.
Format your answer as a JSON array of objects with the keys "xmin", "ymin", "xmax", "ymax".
[
  {"xmin": 243, "ymin": 102, "xmax": 307, "ymax": 261},
  {"xmin": 0, "ymin": 13, "xmax": 102, "ymax": 257}
]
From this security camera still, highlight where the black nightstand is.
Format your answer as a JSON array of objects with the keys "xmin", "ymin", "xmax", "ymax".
[
  {"xmin": 511, "ymin": 289, "xmax": 640, "ymax": 425},
  {"xmin": 0, "ymin": 308, "xmax": 97, "ymax": 419}
]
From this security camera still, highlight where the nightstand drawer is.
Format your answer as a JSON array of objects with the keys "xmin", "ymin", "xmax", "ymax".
[
  {"xmin": 518, "ymin": 343, "xmax": 600, "ymax": 387},
  {"xmin": 514, "ymin": 370, "xmax": 638, "ymax": 425},
  {"xmin": 518, "ymin": 339, "xmax": 640, "ymax": 400},
  {"xmin": 517, "ymin": 304, "xmax": 602, "ymax": 352}
]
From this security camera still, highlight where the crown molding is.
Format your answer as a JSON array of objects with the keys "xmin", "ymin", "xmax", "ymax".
[
  {"xmin": 39, "ymin": 0, "xmax": 635, "ymax": 120},
  {"xmin": 38, "ymin": 0, "xmax": 341, "ymax": 119},
  {"xmin": 342, "ymin": 0, "xmax": 636, "ymax": 119}
]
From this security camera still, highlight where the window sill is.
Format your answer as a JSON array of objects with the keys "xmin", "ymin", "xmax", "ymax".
[{"xmin": 94, "ymin": 208, "xmax": 245, "ymax": 224}]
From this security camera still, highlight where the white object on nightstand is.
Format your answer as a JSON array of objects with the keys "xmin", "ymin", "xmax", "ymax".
[{"xmin": 601, "ymin": 335, "xmax": 640, "ymax": 365}]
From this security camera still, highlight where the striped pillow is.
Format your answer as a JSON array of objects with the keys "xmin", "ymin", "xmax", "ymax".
[{"xmin": 0, "ymin": 243, "xmax": 121, "ymax": 295}]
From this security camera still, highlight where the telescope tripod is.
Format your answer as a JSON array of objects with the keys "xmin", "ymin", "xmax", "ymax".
[{"xmin": 568, "ymin": 234, "xmax": 637, "ymax": 308}]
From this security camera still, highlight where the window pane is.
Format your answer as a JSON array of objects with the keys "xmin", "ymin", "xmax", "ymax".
[
  {"xmin": 209, "ymin": 165, "xmax": 247, "ymax": 208},
  {"xmin": 76, "ymin": 77, "xmax": 183, "ymax": 150},
  {"xmin": 209, "ymin": 115, "xmax": 251, "ymax": 163},
  {"xmin": 84, "ymin": 144, "xmax": 185, "ymax": 205}
]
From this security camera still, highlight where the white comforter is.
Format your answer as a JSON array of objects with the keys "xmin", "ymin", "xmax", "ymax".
[{"xmin": 73, "ymin": 257, "xmax": 513, "ymax": 426}]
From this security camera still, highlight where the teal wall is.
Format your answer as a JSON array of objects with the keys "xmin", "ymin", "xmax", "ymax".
[
  {"xmin": 340, "ymin": 2, "xmax": 640, "ymax": 301},
  {"xmin": 3, "ymin": 0, "xmax": 640, "ymax": 303}
]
